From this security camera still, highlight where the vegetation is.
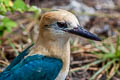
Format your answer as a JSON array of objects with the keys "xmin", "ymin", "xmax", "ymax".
[
  {"xmin": 0, "ymin": 0, "xmax": 40, "ymax": 37},
  {"xmin": 91, "ymin": 35, "xmax": 120, "ymax": 80},
  {"xmin": 70, "ymin": 35, "xmax": 120, "ymax": 80}
]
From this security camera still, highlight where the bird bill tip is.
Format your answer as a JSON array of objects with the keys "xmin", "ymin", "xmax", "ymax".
[{"xmin": 63, "ymin": 26, "xmax": 102, "ymax": 41}]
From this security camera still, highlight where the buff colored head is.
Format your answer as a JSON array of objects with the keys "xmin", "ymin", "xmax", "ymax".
[{"xmin": 39, "ymin": 9, "xmax": 101, "ymax": 41}]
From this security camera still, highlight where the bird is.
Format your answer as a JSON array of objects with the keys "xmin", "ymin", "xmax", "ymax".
[{"xmin": 0, "ymin": 9, "xmax": 101, "ymax": 80}]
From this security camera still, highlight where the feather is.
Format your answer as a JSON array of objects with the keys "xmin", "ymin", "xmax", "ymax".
[
  {"xmin": 3, "ymin": 44, "xmax": 34, "ymax": 72},
  {"xmin": 0, "ymin": 55, "xmax": 62, "ymax": 80}
]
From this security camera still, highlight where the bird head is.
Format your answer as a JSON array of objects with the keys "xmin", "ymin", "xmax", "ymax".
[{"xmin": 39, "ymin": 9, "xmax": 101, "ymax": 41}]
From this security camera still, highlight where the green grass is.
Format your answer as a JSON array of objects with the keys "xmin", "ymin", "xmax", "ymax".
[
  {"xmin": 70, "ymin": 35, "xmax": 120, "ymax": 80},
  {"xmin": 90, "ymin": 36, "xmax": 120, "ymax": 80}
]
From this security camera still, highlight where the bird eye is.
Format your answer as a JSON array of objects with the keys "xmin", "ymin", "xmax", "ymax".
[{"xmin": 57, "ymin": 22, "xmax": 67, "ymax": 28}]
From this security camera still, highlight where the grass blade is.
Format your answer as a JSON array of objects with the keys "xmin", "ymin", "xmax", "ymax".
[
  {"xmin": 90, "ymin": 59, "xmax": 115, "ymax": 80},
  {"xmin": 70, "ymin": 59, "xmax": 104, "ymax": 72},
  {"xmin": 9, "ymin": 42, "xmax": 19, "ymax": 55}
]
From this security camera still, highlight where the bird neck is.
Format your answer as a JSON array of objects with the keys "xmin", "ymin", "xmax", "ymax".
[{"xmin": 29, "ymin": 32, "xmax": 70, "ymax": 72}]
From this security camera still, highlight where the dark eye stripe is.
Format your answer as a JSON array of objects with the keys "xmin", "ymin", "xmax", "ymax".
[{"xmin": 57, "ymin": 22, "xmax": 67, "ymax": 28}]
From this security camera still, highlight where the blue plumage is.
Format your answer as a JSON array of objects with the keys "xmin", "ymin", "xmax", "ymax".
[
  {"xmin": 3, "ymin": 44, "xmax": 34, "ymax": 72},
  {"xmin": 0, "ymin": 45, "xmax": 63, "ymax": 80}
]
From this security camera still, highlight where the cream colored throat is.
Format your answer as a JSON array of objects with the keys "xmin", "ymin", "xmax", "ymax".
[
  {"xmin": 28, "ymin": 34, "xmax": 71, "ymax": 80},
  {"xmin": 29, "ymin": 34, "xmax": 70, "ymax": 69}
]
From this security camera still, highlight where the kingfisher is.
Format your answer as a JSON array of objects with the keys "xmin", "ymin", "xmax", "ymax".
[{"xmin": 0, "ymin": 9, "xmax": 101, "ymax": 80}]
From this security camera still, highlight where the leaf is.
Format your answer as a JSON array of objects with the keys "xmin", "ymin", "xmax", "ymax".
[
  {"xmin": 0, "ymin": 40, "xmax": 2, "ymax": 44},
  {"xmin": 1, "ymin": 17, "xmax": 17, "ymax": 32},
  {"xmin": 0, "ymin": 30, "xmax": 4, "ymax": 36},
  {"xmin": 0, "ymin": 26, "xmax": 5, "ymax": 30},
  {"xmin": 13, "ymin": 0, "xmax": 28, "ymax": 12},
  {"xmin": 28, "ymin": 6, "xmax": 41, "ymax": 16},
  {"xmin": 0, "ymin": 3, "xmax": 7, "ymax": 14},
  {"xmin": 3, "ymin": 0, "xmax": 10, "ymax": 6},
  {"xmin": 115, "ymin": 36, "xmax": 120, "ymax": 57}
]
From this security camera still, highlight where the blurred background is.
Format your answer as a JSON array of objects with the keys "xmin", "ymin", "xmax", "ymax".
[{"xmin": 0, "ymin": 0, "xmax": 120, "ymax": 80}]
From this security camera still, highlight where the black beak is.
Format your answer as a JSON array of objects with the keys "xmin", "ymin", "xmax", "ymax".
[{"xmin": 63, "ymin": 26, "xmax": 101, "ymax": 41}]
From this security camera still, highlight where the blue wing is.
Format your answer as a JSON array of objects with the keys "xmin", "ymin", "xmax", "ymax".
[
  {"xmin": 3, "ymin": 44, "xmax": 34, "ymax": 72},
  {"xmin": 0, "ymin": 55, "xmax": 62, "ymax": 80}
]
